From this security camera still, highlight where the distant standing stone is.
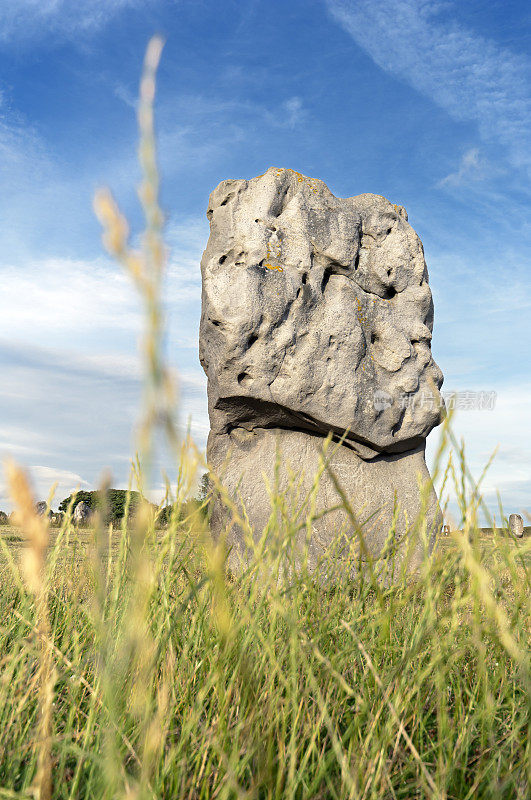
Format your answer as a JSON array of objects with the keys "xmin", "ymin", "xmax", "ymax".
[
  {"xmin": 0, "ymin": 511, "xmax": 8, "ymax": 525},
  {"xmin": 508, "ymin": 514, "xmax": 524, "ymax": 538},
  {"xmin": 73, "ymin": 501, "xmax": 92, "ymax": 524},
  {"xmin": 35, "ymin": 501, "xmax": 48, "ymax": 516},
  {"xmin": 51, "ymin": 512, "xmax": 65, "ymax": 526}
]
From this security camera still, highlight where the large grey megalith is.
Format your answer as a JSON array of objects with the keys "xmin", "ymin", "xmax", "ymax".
[{"xmin": 199, "ymin": 168, "xmax": 445, "ymax": 577}]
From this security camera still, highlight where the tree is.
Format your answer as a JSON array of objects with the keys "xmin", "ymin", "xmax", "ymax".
[
  {"xmin": 58, "ymin": 489, "xmax": 144, "ymax": 524},
  {"xmin": 58, "ymin": 491, "xmax": 95, "ymax": 513},
  {"xmin": 197, "ymin": 472, "xmax": 210, "ymax": 502}
]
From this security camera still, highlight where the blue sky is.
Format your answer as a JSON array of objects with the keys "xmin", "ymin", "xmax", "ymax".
[{"xmin": 0, "ymin": 0, "xmax": 529, "ymax": 522}]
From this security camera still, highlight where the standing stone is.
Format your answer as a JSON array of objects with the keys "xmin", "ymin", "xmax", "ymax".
[
  {"xmin": 199, "ymin": 168, "xmax": 445, "ymax": 578},
  {"xmin": 73, "ymin": 501, "xmax": 92, "ymax": 525},
  {"xmin": 35, "ymin": 501, "xmax": 49, "ymax": 516},
  {"xmin": 508, "ymin": 514, "xmax": 524, "ymax": 538},
  {"xmin": 0, "ymin": 511, "xmax": 8, "ymax": 525}
]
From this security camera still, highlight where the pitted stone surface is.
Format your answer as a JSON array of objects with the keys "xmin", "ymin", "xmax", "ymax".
[
  {"xmin": 199, "ymin": 168, "xmax": 444, "ymax": 572},
  {"xmin": 207, "ymin": 429, "xmax": 440, "ymax": 576},
  {"xmin": 200, "ymin": 168, "xmax": 443, "ymax": 458}
]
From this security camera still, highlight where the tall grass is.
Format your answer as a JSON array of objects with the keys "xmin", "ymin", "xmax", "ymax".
[
  {"xmin": 1, "ymin": 463, "xmax": 529, "ymax": 799},
  {"xmin": 0, "ymin": 39, "xmax": 529, "ymax": 800}
]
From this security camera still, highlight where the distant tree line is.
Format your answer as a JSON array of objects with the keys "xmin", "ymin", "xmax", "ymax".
[
  {"xmin": 59, "ymin": 489, "xmax": 143, "ymax": 524},
  {"xmin": 58, "ymin": 476, "xmax": 211, "ymax": 526}
]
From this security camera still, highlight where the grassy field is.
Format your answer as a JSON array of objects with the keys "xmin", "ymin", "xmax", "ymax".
[
  {"xmin": 1, "ymin": 521, "xmax": 529, "ymax": 561},
  {"xmin": 0, "ymin": 504, "xmax": 529, "ymax": 800}
]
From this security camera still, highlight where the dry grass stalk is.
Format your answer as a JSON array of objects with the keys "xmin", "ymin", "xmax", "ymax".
[
  {"xmin": 93, "ymin": 37, "xmax": 181, "ymax": 800},
  {"xmin": 5, "ymin": 461, "xmax": 54, "ymax": 800},
  {"xmin": 94, "ymin": 35, "xmax": 178, "ymax": 467}
]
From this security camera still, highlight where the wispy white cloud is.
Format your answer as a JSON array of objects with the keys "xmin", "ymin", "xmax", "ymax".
[
  {"xmin": 0, "ymin": 257, "xmax": 141, "ymax": 349},
  {"xmin": 0, "ymin": 209, "xmax": 206, "ymax": 346},
  {"xmin": 112, "ymin": 81, "xmax": 138, "ymax": 111},
  {"xmin": 0, "ymin": 103, "xmax": 51, "ymax": 183},
  {"xmin": 0, "ymin": 0, "xmax": 152, "ymax": 44},
  {"xmin": 0, "ymin": 199, "xmax": 207, "ymax": 506},
  {"xmin": 427, "ymin": 381, "xmax": 531, "ymax": 522},
  {"xmin": 327, "ymin": 0, "xmax": 531, "ymax": 173},
  {"xmin": 0, "ymin": 339, "xmax": 209, "ymax": 510},
  {"xmin": 279, "ymin": 96, "xmax": 305, "ymax": 128},
  {"xmin": 0, "ymin": 425, "xmax": 52, "ymax": 459},
  {"xmin": 0, "ymin": 99, "xmax": 101, "ymax": 260},
  {"xmin": 166, "ymin": 216, "xmax": 208, "ymax": 293},
  {"xmin": 437, "ymin": 147, "xmax": 484, "ymax": 188},
  {"xmin": 0, "ymin": 464, "xmax": 90, "ymax": 511},
  {"xmin": 155, "ymin": 92, "xmax": 308, "ymax": 176}
]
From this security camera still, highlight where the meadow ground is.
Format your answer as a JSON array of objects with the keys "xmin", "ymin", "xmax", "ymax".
[
  {"xmin": 0, "ymin": 507, "xmax": 529, "ymax": 800},
  {"xmin": 1, "ymin": 522, "xmax": 530, "ymax": 568}
]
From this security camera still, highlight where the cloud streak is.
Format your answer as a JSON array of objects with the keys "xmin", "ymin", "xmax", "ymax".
[
  {"xmin": 327, "ymin": 0, "xmax": 531, "ymax": 172},
  {"xmin": 437, "ymin": 147, "xmax": 483, "ymax": 188},
  {"xmin": 0, "ymin": 0, "xmax": 152, "ymax": 44},
  {"xmin": 1, "ymin": 257, "xmax": 141, "ymax": 344},
  {"xmin": 0, "ymin": 339, "xmax": 208, "ymax": 510},
  {"xmin": 427, "ymin": 381, "xmax": 531, "ymax": 522},
  {"xmin": 0, "ymin": 465, "xmax": 91, "ymax": 513}
]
